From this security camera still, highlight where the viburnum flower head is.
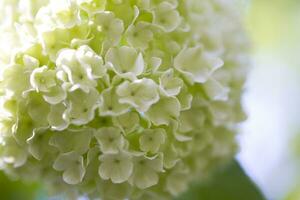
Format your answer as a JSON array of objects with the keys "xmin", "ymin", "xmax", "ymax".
[{"xmin": 0, "ymin": 0, "xmax": 249, "ymax": 199}]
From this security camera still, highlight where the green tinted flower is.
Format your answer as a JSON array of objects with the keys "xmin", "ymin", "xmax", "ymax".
[
  {"xmin": 105, "ymin": 46, "xmax": 144, "ymax": 79},
  {"xmin": 112, "ymin": 111, "xmax": 140, "ymax": 134},
  {"xmin": 139, "ymin": 128, "xmax": 166, "ymax": 153},
  {"xmin": 99, "ymin": 87, "xmax": 130, "ymax": 116},
  {"xmin": 174, "ymin": 46, "xmax": 224, "ymax": 83},
  {"xmin": 65, "ymin": 88, "xmax": 99, "ymax": 125},
  {"xmin": 0, "ymin": 0, "xmax": 249, "ymax": 199},
  {"xmin": 56, "ymin": 48, "xmax": 97, "ymax": 92},
  {"xmin": 153, "ymin": 2, "xmax": 181, "ymax": 32},
  {"xmin": 49, "ymin": 128, "xmax": 93, "ymax": 154},
  {"xmin": 145, "ymin": 97, "xmax": 180, "ymax": 126},
  {"xmin": 126, "ymin": 22, "xmax": 153, "ymax": 50},
  {"xmin": 116, "ymin": 78, "xmax": 159, "ymax": 112},
  {"xmin": 159, "ymin": 69, "xmax": 183, "ymax": 97},
  {"xmin": 47, "ymin": 103, "xmax": 69, "ymax": 130},
  {"xmin": 129, "ymin": 154, "xmax": 164, "ymax": 189},
  {"xmin": 99, "ymin": 151, "xmax": 133, "ymax": 183},
  {"xmin": 53, "ymin": 151, "xmax": 86, "ymax": 184},
  {"xmin": 30, "ymin": 65, "xmax": 56, "ymax": 92},
  {"xmin": 95, "ymin": 127, "xmax": 125, "ymax": 153}
]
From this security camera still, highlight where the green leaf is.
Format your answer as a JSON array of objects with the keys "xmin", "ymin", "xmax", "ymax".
[
  {"xmin": 175, "ymin": 160, "xmax": 266, "ymax": 200},
  {"xmin": 0, "ymin": 171, "xmax": 43, "ymax": 200}
]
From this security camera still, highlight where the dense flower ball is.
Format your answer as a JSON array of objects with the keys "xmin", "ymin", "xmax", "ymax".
[{"xmin": 0, "ymin": 0, "xmax": 249, "ymax": 199}]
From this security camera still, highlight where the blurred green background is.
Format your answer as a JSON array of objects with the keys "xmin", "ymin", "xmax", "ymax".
[{"xmin": 1, "ymin": 0, "xmax": 300, "ymax": 199}]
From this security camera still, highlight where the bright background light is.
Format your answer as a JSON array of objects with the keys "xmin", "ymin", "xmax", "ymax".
[{"xmin": 237, "ymin": 1, "xmax": 300, "ymax": 199}]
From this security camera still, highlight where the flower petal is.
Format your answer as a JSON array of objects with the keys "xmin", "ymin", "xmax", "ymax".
[
  {"xmin": 145, "ymin": 97, "xmax": 180, "ymax": 126},
  {"xmin": 174, "ymin": 46, "xmax": 224, "ymax": 83},
  {"xmin": 99, "ymin": 152, "xmax": 133, "ymax": 183}
]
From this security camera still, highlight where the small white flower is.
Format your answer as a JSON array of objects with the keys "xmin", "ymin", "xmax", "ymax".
[
  {"xmin": 105, "ymin": 46, "xmax": 144, "ymax": 80},
  {"xmin": 174, "ymin": 46, "xmax": 224, "ymax": 83},
  {"xmin": 116, "ymin": 78, "xmax": 159, "ymax": 112},
  {"xmin": 65, "ymin": 88, "xmax": 99, "ymax": 125},
  {"xmin": 159, "ymin": 69, "xmax": 183, "ymax": 97},
  {"xmin": 129, "ymin": 154, "xmax": 164, "ymax": 189},
  {"xmin": 99, "ymin": 151, "xmax": 133, "ymax": 183},
  {"xmin": 30, "ymin": 66, "xmax": 56, "ymax": 92},
  {"xmin": 139, "ymin": 128, "xmax": 166, "ymax": 153},
  {"xmin": 53, "ymin": 151, "xmax": 86, "ymax": 185},
  {"xmin": 49, "ymin": 128, "xmax": 93, "ymax": 154},
  {"xmin": 153, "ymin": 2, "xmax": 181, "ymax": 32},
  {"xmin": 56, "ymin": 48, "xmax": 97, "ymax": 93},
  {"xmin": 99, "ymin": 87, "xmax": 130, "ymax": 116},
  {"xmin": 95, "ymin": 127, "xmax": 125, "ymax": 153},
  {"xmin": 145, "ymin": 97, "xmax": 180, "ymax": 126},
  {"xmin": 126, "ymin": 22, "xmax": 153, "ymax": 50}
]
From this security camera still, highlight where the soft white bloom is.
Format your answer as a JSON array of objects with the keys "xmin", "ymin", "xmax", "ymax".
[
  {"xmin": 30, "ymin": 65, "xmax": 56, "ymax": 92},
  {"xmin": 174, "ymin": 46, "xmax": 224, "ymax": 83},
  {"xmin": 99, "ymin": 151, "xmax": 133, "ymax": 183},
  {"xmin": 129, "ymin": 154, "xmax": 164, "ymax": 189},
  {"xmin": 56, "ymin": 48, "xmax": 97, "ymax": 93},
  {"xmin": 139, "ymin": 128, "xmax": 166, "ymax": 153},
  {"xmin": 116, "ymin": 78, "xmax": 159, "ymax": 112},
  {"xmin": 105, "ymin": 46, "xmax": 144, "ymax": 80},
  {"xmin": 53, "ymin": 151, "xmax": 86, "ymax": 185},
  {"xmin": 95, "ymin": 127, "xmax": 125, "ymax": 153},
  {"xmin": 0, "ymin": 0, "xmax": 249, "ymax": 199}
]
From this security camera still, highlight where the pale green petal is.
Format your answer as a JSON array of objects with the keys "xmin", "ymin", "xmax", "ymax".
[
  {"xmin": 43, "ymin": 85, "xmax": 67, "ymax": 104},
  {"xmin": 76, "ymin": 45, "xmax": 107, "ymax": 79},
  {"xmin": 166, "ymin": 171, "xmax": 189, "ymax": 196},
  {"xmin": 112, "ymin": 112, "xmax": 140, "ymax": 134},
  {"xmin": 178, "ymin": 108, "xmax": 205, "ymax": 133},
  {"xmin": 159, "ymin": 69, "xmax": 183, "ymax": 97},
  {"xmin": 162, "ymin": 144, "xmax": 179, "ymax": 169},
  {"xmin": 63, "ymin": 162, "xmax": 86, "ymax": 185},
  {"xmin": 153, "ymin": 2, "xmax": 181, "ymax": 32},
  {"xmin": 2, "ymin": 63, "xmax": 32, "ymax": 96},
  {"xmin": 47, "ymin": 103, "xmax": 69, "ymax": 131},
  {"xmin": 53, "ymin": 151, "xmax": 85, "ymax": 185},
  {"xmin": 26, "ymin": 92, "xmax": 50, "ymax": 125},
  {"xmin": 139, "ymin": 129, "xmax": 166, "ymax": 153},
  {"xmin": 129, "ymin": 154, "xmax": 164, "ymax": 189},
  {"xmin": 77, "ymin": 0, "xmax": 107, "ymax": 13},
  {"xmin": 56, "ymin": 48, "xmax": 97, "ymax": 92},
  {"xmin": 116, "ymin": 79, "xmax": 159, "ymax": 112},
  {"xmin": 99, "ymin": 152, "xmax": 133, "ymax": 183},
  {"xmin": 145, "ymin": 97, "xmax": 180, "ymax": 126},
  {"xmin": 1, "ymin": 138, "xmax": 28, "ymax": 168},
  {"xmin": 203, "ymin": 78, "xmax": 229, "ymax": 101},
  {"xmin": 105, "ymin": 46, "xmax": 144, "ymax": 78},
  {"xmin": 30, "ymin": 65, "xmax": 56, "ymax": 92},
  {"xmin": 94, "ymin": 11, "xmax": 124, "ymax": 44},
  {"xmin": 176, "ymin": 85, "xmax": 193, "ymax": 111},
  {"xmin": 126, "ymin": 22, "xmax": 153, "ymax": 50},
  {"xmin": 49, "ymin": 128, "xmax": 93, "ymax": 154},
  {"xmin": 99, "ymin": 87, "xmax": 130, "ymax": 116},
  {"xmin": 65, "ymin": 88, "xmax": 99, "ymax": 125},
  {"xmin": 27, "ymin": 127, "xmax": 52, "ymax": 160},
  {"xmin": 95, "ymin": 127, "xmax": 125, "ymax": 153},
  {"xmin": 174, "ymin": 46, "xmax": 224, "ymax": 83},
  {"xmin": 40, "ymin": 25, "xmax": 89, "ymax": 61}
]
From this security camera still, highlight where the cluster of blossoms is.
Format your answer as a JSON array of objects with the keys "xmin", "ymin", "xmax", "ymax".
[{"xmin": 0, "ymin": 0, "xmax": 249, "ymax": 199}]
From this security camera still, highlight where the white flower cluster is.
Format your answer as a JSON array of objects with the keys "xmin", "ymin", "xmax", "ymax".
[{"xmin": 0, "ymin": 0, "xmax": 249, "ymax": 199}]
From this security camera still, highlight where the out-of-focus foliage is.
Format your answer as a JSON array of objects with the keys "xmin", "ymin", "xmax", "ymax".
[
  {"xmin": 175, "ymin": 160, "xmax": 266, "ymax": 200},
  {"xmin": 0, "ymin": 171, "xmax": 44, "ymax": 200}
]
